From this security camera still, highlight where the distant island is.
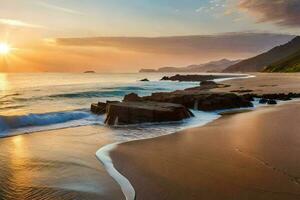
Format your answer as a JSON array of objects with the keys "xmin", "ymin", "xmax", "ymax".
[
  {"xmin": 84, "ymin": 71, "xmax": 96, "ymax": 73},
  {"xmin": 139, "ymin": 59, "xmax": 240, "ymax": 73}
]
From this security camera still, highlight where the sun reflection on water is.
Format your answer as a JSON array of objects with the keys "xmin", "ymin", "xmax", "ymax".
[{"xmin": 0, "ymin": 73, "xmax": 8, "ymax": 92}]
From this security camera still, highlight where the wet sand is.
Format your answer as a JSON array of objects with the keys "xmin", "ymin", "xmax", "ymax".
[
  {"xmin": 0, "ymin": 126, "xmax": 124, "ymax": 200},
  {"xmin": 213, "ymin": 73, "xmax": 300, "ymax": 94},
  {"xmin": 111, "ymin": 101, "xmax": 300, "ymax": 200}
]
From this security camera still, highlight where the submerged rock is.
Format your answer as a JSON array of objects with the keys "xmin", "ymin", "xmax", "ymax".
[
  {"xmin": 140, "ymin": 78, "xmax": 149, "ymax": 82},
  {"xmin": 267, "ymin": 99, "xmax": 277, "ymax": 105},
  {"xmin": 200, "ymin": 80, "xmax": 218, "ymax": 87},
  {"xmin": 259, "ymin": 98, "xmax": 268, "ymax": 104},
  {"xmin": 105, "ymin": 101, "xmax": 193, "ymax": 125}
]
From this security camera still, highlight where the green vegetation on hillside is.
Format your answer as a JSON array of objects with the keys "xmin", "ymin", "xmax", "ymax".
[
  {"xmin": 264, "ymin": 50, "xmax": 300, "ymax": 72},
  {"xmin": 224, "ymin": 36, "xmax": 300, "ymax": 72}
]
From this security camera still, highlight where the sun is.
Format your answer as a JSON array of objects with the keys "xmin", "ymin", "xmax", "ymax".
[{"xmin": 0, "ymin": 43, "xmax": 11, "ymax": 55}]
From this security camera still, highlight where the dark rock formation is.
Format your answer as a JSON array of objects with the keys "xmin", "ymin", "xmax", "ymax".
[
  {"xmin": 140, "ymin": 78, "xmax": 149, "ymax": 82},
  {"xmin": 200, "ymin": 80, "xmax": 218, "ymax": 87},
  {"xmin": 141, "ymin": 92, "xmax": 253, "ymax": 111},
  {"xmin": 267, "ymin": 99, "xmax": 277, "ymax": 105},
  {"xmin": 261, "ymin": 93, "xmax": 292, "ymax": 101},
  {"xmin": 259, "ymin": 98, "xmax": 268, "ymax": 104},
  {"xmin": 123, "ymin": 93, "xmax": 143, "ymax": 102},
  {"xmin": 84, "ymin": 71, "xmax": 96, "ymax": 73},
  {"xmin": 230, "ymin": 89, "xmax": 254, "ymax": 93},
  {"xmin": 242, "ymin": 94, "xmax": 255, "ymax": 102},
  {"xmin": 160, "ymin": 74, "xmax": 243, "ymax": 82},
  {"xmin": 91, "ymin": 102, "xmax": 107, "ymax": 114},
  {"xmin": 105, "ymin": 101, "xmax": 193, "ymax": 125}
]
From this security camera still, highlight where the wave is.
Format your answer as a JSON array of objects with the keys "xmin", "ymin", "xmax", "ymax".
[
  {"xmin": 48, "ymin": 90, "xmax": 133, "ymax": 99},
  {"xmin": 48, "ymin": 87, "xmax": 166, "ymax": 99},
  {"xmin": 0, "ymin": 105, "xmax": 25, "ymax": 110},
  {"xmin": 0, "ymin": 110, "xmax": 92, "ymax": 133},
  {"xmin": 0, "ymin": 93, "xmax": 21, "ymax": 100}
]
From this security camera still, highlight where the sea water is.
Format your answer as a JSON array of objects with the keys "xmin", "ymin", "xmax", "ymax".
[{"xmin": 0, "ymin": 72, "xmax": 224, "ymax": 138}]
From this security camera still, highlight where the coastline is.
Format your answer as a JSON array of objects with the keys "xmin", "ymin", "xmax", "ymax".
[
  {"xmin": 1, "ymin": 73, "xmax": 299, "ymax": 199},
  {"xmin": 95, "ymin": 73, "xmax": 300, "ymax": 200},
  {"xmin": 110, "ymin": 100, "xmax": 300, "ymax": 200}
]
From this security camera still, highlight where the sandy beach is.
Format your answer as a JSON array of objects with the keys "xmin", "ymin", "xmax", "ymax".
[
  {"xmin": 111, "ymin": 99, "xmax": 300, "ymax": 199},
  {"xmin": 0, "ymin": 126, "xmax": 124, "ymax": 200},
  {"xmin": 213, "ymin": 73, "xmax": 300, "ymax": 94}
]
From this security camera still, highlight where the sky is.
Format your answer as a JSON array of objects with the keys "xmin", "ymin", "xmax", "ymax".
[{"xmin": 0, "ymin": 0, "xmax": 299, "ymax": 72}]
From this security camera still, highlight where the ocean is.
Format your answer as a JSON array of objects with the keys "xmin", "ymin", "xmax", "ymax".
[{"xmin": 0, "ymin": 73, "xmax": 223, "ymax": 139}]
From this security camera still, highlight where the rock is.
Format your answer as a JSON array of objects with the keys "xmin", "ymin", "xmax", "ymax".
[
  {"xmin": 267, "ymin": 99, "xmax": 277, "ymax": 105},
  {"xmin": 259, "ymin": 98, "xmax": 268, "ymax": 104},
  {"xmin": 84, "ymin": 71, "xmax": 96, "ymax": 73},
  {"xmin": 161, "ymin": 76, "xmax": 169, "ymax": 81},
  {"xmin": 160, "ymin": 74, "xmax": 244, "ymax": 82},
  {"xmin": 261, "ymin": 93, "xmax": 291, "ymax": 101},
  {"xmin": 91, "ymin": 102, "xmax": 106, "ymax": 114},
  {"xmin": 200, "ymin": 80, "xmax": 218, "ymax": 86},
  {"xmin": 230, "ymin": 89, "xmax": 254, "ymax": 93},
  {"xmin": 139, "ymin": 69, "xmax": 156, "ymax": 73},
  {"xmin": 195, "ymin": 93, "xmax": 253, "ymax": 111},
  {"xmin": 242, "ymin": 94, "xmax": 255, "ymax": 101},
  {"xmin": 140, "ymin": 78, "xmax": 149, "ymax": 82},
  {"xmin": 123, "ymin": 93, "xmax": 143, "ymax": 102},
  {"xmin": 143, "ymin": 92, "xmax": 253, "ymax": 111},
  {"xmin": 105, "ymin": 101, "xmax": 194, "ymax": 125}
]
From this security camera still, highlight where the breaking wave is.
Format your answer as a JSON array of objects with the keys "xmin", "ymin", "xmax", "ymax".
[{"xmin": 0, "ymin": 110, "xmax": 96, "ymax": 135}]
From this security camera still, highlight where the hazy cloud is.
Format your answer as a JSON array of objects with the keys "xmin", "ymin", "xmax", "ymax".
[
  {"xmin": 239, "ymin": 0, "xmax": 300, "ymax": 27},
  {"xmin": 0, "ymin": 18, "xmax": 44, "ymax": 28},
  {"xmin": 36, "ymin": 1, "xmax": 83, "ymax": 15},
  {"xmin": 56, "ymin": 32, "xmax": 293, "ymax": 55}
]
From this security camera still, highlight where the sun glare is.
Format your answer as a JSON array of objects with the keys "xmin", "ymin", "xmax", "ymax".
[{"xmin": 0, "ymin": 43, "xmax": 11, "ymax": 55}]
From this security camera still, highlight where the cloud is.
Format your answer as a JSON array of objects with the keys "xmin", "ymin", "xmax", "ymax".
[
  {"xmin": 0, "ymin": 18, "xmax": 44, "ymax": 28},
  {"xmin": 238, "ymin": 0, "xmax": 300, "ymax": 28},
  {"xmin": 55, "ymin": 32, "xmax": 293, "ymax": 55},
  {"xmin": 36, "ymin": 1, "xmax": 83, "ymax": 15}
]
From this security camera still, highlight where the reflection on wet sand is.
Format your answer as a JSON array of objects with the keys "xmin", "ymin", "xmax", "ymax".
[{"xmin": 0, "ymin": 126, "xmax": 124, "ymax": 200}]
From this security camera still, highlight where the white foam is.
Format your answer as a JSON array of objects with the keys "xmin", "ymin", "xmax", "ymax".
[{"xmin": 96, "ymin": 143, "xmax": 135, "ymax": 200}]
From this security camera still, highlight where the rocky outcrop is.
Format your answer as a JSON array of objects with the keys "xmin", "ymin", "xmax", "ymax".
[
  {"xmin": 267, "ymin": 99, "xmax": 277, "ymax": 105},
  {"xmin": 249, "ymin": 93, "xmax": 300, "ymax": 101},
  {"xmin": 84, "ymin": 71, "xmax": 96, "ymax": 73},
  {"xmin": 123, "ymin": 93, "xmax": 143, "ymax": 102},
  {"xmin": 105, "ymin": 101, "xmax": 194, "ymax": 125},
  {"xmin": 91, "ymin": 102, "xmax": 107, "ymax": 114},
  {"xmin": 140, "ymin": 78, "xmax": 149, "ymax": 81},
  {"xmin": 160, "ymin": 74, "xmax": 243, "ymax": 82},
  {"xmin": 123, "ymin": 92, "xmax": 253, "ymax": 112}
]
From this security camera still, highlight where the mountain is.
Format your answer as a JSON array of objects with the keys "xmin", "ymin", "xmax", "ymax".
[
  {"xmin": 224, "ymin": 36, "xmax": 300, "ymax": 72},
  {"xmin": 263, "ymin": 50, "xmax": 300, "ymax": 72},
  {"xmin": 139, "ymin": 59, "xmax": 240, "ymax": 73}
]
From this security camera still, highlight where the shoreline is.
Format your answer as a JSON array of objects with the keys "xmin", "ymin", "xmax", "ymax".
[
  {"xmin": 100, "ymin": 99, "xmax": 300, "ymax": 200},
  {"xmin": 95, "ymin": 73, "xmax": 300, "ymax": 200},
  {"xmin": 1, "ymin": 73, "xmax": 299, "ymax": 199},
  {"xmin": 110, "ymin": 100, "xmax": 300, "ymax": 199}
]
